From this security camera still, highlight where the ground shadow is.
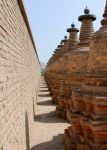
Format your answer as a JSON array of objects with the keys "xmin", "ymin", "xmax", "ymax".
[
  {"xmin": 39, "ymin": 89, "xmax": 49, "ymax": 92},
  {"xmin": 40, "ymin": 86, "xmax": 48, "ymax": 88},
  {"xmin": 34, "ymin": 111, "xmax": 67, "ymax": 124},
  {"xmin": 38, "ymin": 94, "xmax": 50, "ymax": 97},
  {"xmin": 40, "ymin": 84, "xmax": 47, "ymax": 86},
  {"xmin": 31, "ymin": 134, "xmax": 65, "ymax": 150},
  {"xmin": 37, "ymin": 99, "xmax": 54, "ymax": 106}
]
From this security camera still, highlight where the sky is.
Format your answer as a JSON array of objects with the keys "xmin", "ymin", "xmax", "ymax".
[{"xmin": 24, "ymin": 0, "xmax": 106, "ymax": 64}]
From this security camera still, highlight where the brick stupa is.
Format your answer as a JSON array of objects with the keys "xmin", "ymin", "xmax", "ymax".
[{"xmin": 64, "ymin": 1, "xmax": 107, "ymax": 150}]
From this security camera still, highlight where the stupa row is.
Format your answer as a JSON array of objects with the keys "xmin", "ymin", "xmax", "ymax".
[{"xmin": 45, "ymin": 1, "xmax": 107, "ymax": 150}]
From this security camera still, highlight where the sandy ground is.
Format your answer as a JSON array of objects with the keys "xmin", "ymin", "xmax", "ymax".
[{"xmin": 30, "ymin": 77, "xmax": 69, "ymax": 150}]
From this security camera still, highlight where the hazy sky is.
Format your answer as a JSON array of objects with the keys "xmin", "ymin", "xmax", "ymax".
[{"xmin": 24, "ymin": 0, "xmax": 106, "ymax": 64}]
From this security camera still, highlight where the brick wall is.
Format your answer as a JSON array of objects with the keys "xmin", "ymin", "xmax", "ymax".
[{"xmin": 0, "ymin": 0, "xmax": 41, "ymax": 150}]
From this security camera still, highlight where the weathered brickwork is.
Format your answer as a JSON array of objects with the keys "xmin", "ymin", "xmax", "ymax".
[
  {"xmin": 45, "ymin": 2, "xmax": 107, "ymax": 149},
  {"xmin": 0, "ymin": 0, "xmax": 40, "ymax": 150}
]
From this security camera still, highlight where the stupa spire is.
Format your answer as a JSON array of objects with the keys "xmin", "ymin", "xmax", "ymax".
[
  {"xmin": 101, "ymin": 0, "xmax": 107, "ymax": 26},
  {"xmin": 67, "ymin": 23, "xmax": 79, "ymax": 51},
  {"xmin": 78, "ymin": 6, "xmax": 96, "ymax": 47},
  {"xmin": 103, "ymin": 0, "xmax": 107, "ymax": 17},
  {"xmin": 57, "ymin": 41, "xmax": 63, "ymax": 49},
  {"xmin": 61, "ymin": 35, "xmax": 68, "ymax": 50}
]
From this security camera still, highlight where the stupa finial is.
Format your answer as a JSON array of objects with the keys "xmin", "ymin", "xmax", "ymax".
[{"xmin": 84, "ymin": 6, "xmax": 90, "ymax": 14}]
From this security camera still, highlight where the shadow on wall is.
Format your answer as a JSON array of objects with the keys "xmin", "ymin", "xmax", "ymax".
[
  {"xmin": 33, "ymin": 98, "xmax": 35, "ymax": 121},
  {"xmin": 31, "ymin": 134, "xmax": 64, "ymax": 150},
  {"xmin": 25, "ymin": 112, "xmax": 30, "ymax": 150}
]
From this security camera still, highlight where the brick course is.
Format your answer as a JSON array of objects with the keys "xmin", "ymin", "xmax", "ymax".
[{"xmin": 0, "ymin": 0, "xmax": 40, "ymax": 149}]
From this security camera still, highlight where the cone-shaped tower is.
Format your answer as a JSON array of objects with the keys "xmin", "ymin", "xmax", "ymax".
[
  {"xmin": 78, "ymin": 6, "xmax": 96, "ymax": 47},
  {"xmin": 101, "ymin": 0, "xmax": 107, "ymax": 26},
  {"xmin": 89, "ymin": 0, "xmax": 107, "ymax": 74},
  {"xmin": 61, "ymin": 35, "xmax": 68, "ymax": 51},
  {"xmin": 67, "ymin": 23, "xmax": 79, "ymax": 51}
]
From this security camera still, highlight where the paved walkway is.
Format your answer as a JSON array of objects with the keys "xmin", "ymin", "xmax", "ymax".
[{"xmin": 30, "ymin": 77, "xmax": 69, "ymax": 150}]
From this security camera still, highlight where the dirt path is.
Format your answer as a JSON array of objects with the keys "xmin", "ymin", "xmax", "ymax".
[{"xmin": 30, "ymin": 77, "xmax": 69, "ymax": 150}]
